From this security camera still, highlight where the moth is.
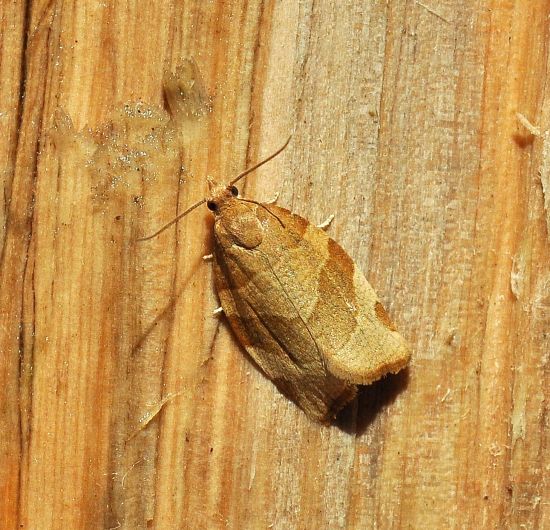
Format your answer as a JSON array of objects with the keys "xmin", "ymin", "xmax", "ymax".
[{"xmin": 140, "ymin": 139, "xmax": 411, "ymax": 423}]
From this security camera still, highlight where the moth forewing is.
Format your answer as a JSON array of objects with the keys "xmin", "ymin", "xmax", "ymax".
[
  {"xmin": 210, "ymin": 196, "xmax": 411, "ymax": 422},
  {"xmin": 320, "ymin": 263, "xmax": 411, "ymax": 385}
]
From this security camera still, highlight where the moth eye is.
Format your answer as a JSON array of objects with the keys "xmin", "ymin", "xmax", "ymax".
[
  {"xmin": 230, "ymin": 185, "xmax": 239, "ymax": 196},
  {"xmin": 207, "ymin": 200, "xmax": 218, "ymax": 211}
]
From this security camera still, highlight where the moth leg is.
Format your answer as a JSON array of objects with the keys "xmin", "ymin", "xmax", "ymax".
[
  {"xmin": 264, "ymin": 191, "xmax": 280, "ymax": 205},
  {"xmin": 212, "ymin": 306, "xmax": 224, "ymax": 316},
  {"xmin": 317, "ymin": 214, "xmax": 334, "ymax": 230},
  {"xmin": 203, "ymin": 254, "xmax": 214, "ymax": 261}
]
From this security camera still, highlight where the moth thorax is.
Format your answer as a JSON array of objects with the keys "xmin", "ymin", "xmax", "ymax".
[{"xmin": 218, "ymin": 202, "xmax": 264, "ymax": 249}]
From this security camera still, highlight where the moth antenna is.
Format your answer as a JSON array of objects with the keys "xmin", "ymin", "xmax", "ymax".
[
  {"xmin": 137, "ymin": 198, "xmax": 206, "ymax": 241},
  {"xmin": 230, "ymin": 135, "xmax": 291, "ymax": 186},
  {"xmin": 137, "ymin": 137, "xmax": 290, "ymax": 242},
  {"xmin": 239, "ymin": 197, "xmax": 285, "ymax": 227}
]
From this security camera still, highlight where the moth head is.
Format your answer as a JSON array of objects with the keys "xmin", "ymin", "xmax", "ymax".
[{"xmin": 206, "ymin": 176, "xmax": 239, "ymax": 214}]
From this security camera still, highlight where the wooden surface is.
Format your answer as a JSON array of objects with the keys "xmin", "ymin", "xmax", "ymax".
[{"xmin": 1, "ymin": 1, "xmax": 549, "ymax": 529}]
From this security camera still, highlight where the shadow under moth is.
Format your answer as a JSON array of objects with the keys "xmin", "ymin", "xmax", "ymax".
[{"xmin": 141, "ymin": 140, "xmax": 411, "ymax": 423}]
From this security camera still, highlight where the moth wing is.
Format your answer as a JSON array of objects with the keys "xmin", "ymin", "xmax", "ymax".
[
  {"xmin": 265, "ymin": 204, "xmax": 411, "ymax": 385},
  {"xmin": 212, "ymin": 248, "xmax": 356, "ymax": 423}
]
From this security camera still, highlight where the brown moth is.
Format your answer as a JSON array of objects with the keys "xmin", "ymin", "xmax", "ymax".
[{"xmin": 141, "ymin": 140, "xmax": 411, "ymax": 423}]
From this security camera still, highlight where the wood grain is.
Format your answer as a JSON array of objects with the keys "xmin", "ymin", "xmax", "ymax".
[{"xmin": 1, "ymin": 1, "xmax": 548, "ymax": 529}]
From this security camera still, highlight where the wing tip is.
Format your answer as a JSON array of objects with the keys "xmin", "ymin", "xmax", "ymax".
[{"xmin": 327, "ymin": 340, "xmax": 412, "ymax": 386}]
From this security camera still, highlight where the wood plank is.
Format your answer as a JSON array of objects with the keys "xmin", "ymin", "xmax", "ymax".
[{"xmin": 1, "ymin": 1, "xmax": 548, "ymax": 529}]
